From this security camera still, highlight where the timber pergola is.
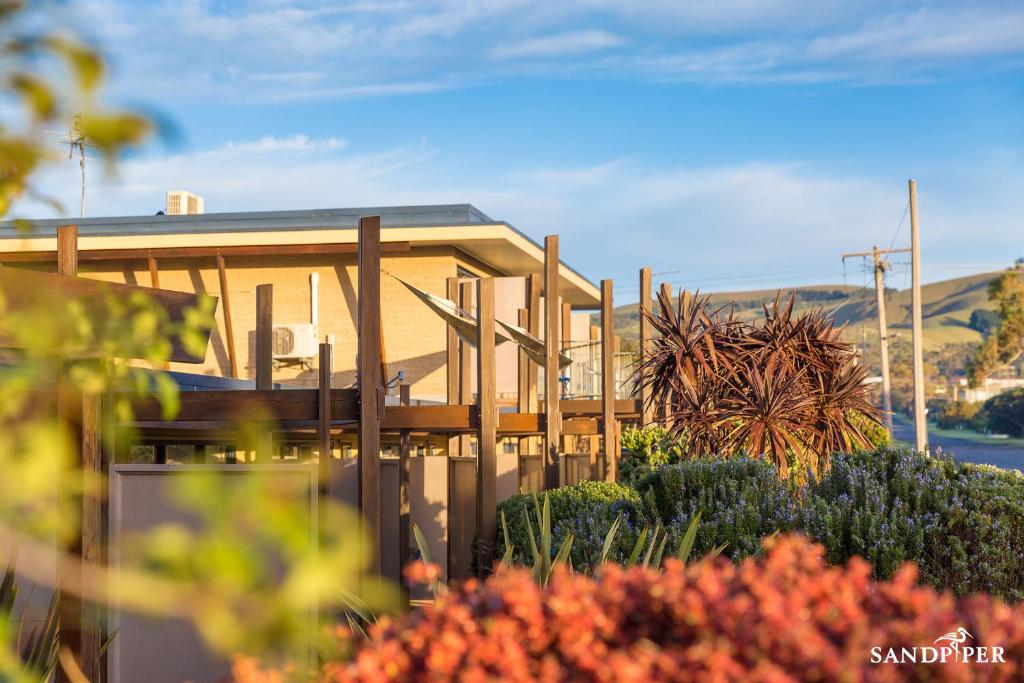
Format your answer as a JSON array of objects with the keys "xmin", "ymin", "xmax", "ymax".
[{"xmin": 32, "ymin": 217, "xmax": 644, "ymax": 590}]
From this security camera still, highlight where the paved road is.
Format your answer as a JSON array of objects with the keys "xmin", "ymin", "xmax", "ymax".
[{"xmin": 892, "ymin": 417, "xmax": 1023, "ymax": 472}]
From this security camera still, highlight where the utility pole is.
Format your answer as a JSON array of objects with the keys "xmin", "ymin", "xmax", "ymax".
[
  {"xmin": 841, "ymin": 245, "xmax": 910, "ymax": 439},
  {"xmin": 909, "ymin": 179, "xmax": 927, "ymax": 453}
]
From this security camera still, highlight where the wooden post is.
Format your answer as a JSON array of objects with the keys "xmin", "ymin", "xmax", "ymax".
[
  {"xmin": 216, "ymin": 253, "xmax": 239, "ymax": 378},
  {"xmin": 658, "ymin": 282, "xmax": 672, "ymax": 422},
  {"xmin": 358, "ymin": 215, "xmax": 383, "ymax": 575},
  {"xmin": 446, "ymin": 276, "xmax": 460, "ymax": 455},
  {"xmin": 601, "ymin": 279, "xmax": 617, "ymax": 482},
  {"xmin": 639, "ymin": 267, "xmax": 653, "ymax": 426},
  {"xmin": 526, "ymin": 273, "xmax": 541, "ymax": 456},
  {"xmin": 543, "ymin": 236, "xmax": 561, "ymax": 489},
  {"xmin": 255, "ymin": 284, "xmax": 273, "ymax": 389},
  {"xmin": 872, "ymin": 247, "xmax": 894, "ymax": 436},
  {"xmin": 561, "ymin": 300, "xmax": 572, "ymax": 454},
  {"xmin": 56, "ymin": 224, "xmax": 99, "ymax": 681},
  {"xmin": 909, "ymin": 180, "xmax": 927, "ymax": 453},
  {"xmin": 398, "ymin": 383, "xmax": 411, "ymax": 603},
  {"xmin": 459, "ymin": 280, "xmax": 474, "ymax": 457},
  {"xmin": 318, "ymin": 343, "xmax": 333, "ymax": 499},
  {"xmin": 254, "ymin": 284, "xmax": 274, "ymax": 460},
  {"xmin": 476, "ymin": 278, "xmax": 497, "ymax": 576},
  {"xmin": 517, "ymin": 308, "xmax": 530, "ymax": 456},
  {"xmin": 57, "ymin": 224, "xmax": 78, "ymax": 276}
]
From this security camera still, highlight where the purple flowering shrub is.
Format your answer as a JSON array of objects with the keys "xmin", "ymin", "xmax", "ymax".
[
  {"xmin": 803, "ymin": 446, "xmax": 1024, "ymax": 601},
  {"xmin": 636, "ymin": 456, "xmax": 801, "ymax": 560}
]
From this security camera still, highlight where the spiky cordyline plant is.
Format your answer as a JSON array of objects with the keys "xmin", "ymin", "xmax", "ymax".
[{"xmin": 634, "ymin": 290, "xmax": 881, "ymax": 476}]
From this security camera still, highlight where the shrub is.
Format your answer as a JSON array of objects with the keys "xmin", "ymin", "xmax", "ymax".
[
  {"xmin": 935, "ymin": 400, "xmax": 981, "ymax": 430},
  {"xmin": 635, "ymin": 457, "xmax": 799, "ymax": 560},
  {"xmin": 803, "ymin": 447, "xmax": 1024, "ymax": 600},
  {"xmin": 618, "ymin": 425, "xmax": 684, "ymax": 488},
  {"xmin": 238, "ymin": 535, "xmax": 1024, "ymax": 682},
  {"xmin": 982, "ymin": 389, "xmax": 1024, "ymax": 437},
  {"xmin": 634, "ymin": 291, "xmax": 882, "ymax": 475},
  {"xmin": 495, "ymin": 481, "xmax": 643, "ymax": 573}
]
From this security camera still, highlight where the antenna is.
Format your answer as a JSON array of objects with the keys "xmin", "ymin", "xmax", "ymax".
[{"xmin": 45, "ymin": 114, "xmax": 96, "ymax": 217}]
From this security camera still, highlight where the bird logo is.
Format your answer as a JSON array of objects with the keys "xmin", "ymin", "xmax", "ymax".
[{"xmin": 934, "ymin": 627, "xmax": 973, "ymax": 653}]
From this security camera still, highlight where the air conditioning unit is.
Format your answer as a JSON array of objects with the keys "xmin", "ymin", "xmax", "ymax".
[{"xmin": 272, "ymin": 323, "xmax": 318, "ymax": 360}]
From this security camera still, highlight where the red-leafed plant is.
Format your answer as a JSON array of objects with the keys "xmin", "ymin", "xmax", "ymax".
[
  {"xmin": 234, "ymin": 534, "xmax": 1024, "ymax": 682},
  {"xmin": 634, "ymin": 290, "xmax": 881, "ymax": 474}
]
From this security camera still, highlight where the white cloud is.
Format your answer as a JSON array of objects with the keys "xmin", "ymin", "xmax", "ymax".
[
  {"xmin": 491, "ymin": 30, "xmax": 624, "ymax": 59},
  {"xmin": 18, "ymin": 135, "xmax": 1024, "ymax": 294},
  {"xmin": 45, "ymin": 0, "xmax": 1023, "ymax": 105}
]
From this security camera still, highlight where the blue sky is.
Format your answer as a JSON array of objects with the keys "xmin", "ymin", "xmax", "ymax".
[{"xmin": 26, "ymin": 1, "xmax": 1024, "ymax": 300}]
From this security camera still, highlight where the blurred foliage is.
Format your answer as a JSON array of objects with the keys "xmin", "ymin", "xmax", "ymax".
[
  {"xmin": 0, "ymin": 5, "xmax": 391, "ymax": 681},
  {"xmin": 933, "ymin": 399, "xmax": 982, "ymax": 431},
  {"xmin": 237, "ymin": 533, "xmax": 1024, "ymax": 682}
]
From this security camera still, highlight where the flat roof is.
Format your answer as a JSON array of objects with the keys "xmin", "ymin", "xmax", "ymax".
[{"xmin": 0, "ymin": 204, "xmax": 601, "ymax": 306}]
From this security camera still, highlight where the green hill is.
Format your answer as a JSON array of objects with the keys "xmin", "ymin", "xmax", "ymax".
[{"xmin": 606, "ymin": 272, "xmax": 1002, "ymax": 352}]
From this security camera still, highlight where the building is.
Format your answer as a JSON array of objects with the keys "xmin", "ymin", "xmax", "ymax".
[
  {"xmin": 0, "ymin": 204, "xmax": 601, "ymax": 403},
  {"xmin": 165, "ymin": 190, "xmax": 205, "ymax": 215}
]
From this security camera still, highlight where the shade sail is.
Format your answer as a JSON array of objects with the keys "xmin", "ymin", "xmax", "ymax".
[
  {"xmin": 396, "ymin": 276, "xmax": 572, "ymax": 369},
  {"xmin": 496, "ymin": 319, "xmax": 573, "ymax": 369},
  {"xmin": 397, "ymin": 277, "xmax": 513, "ymax": 347}
]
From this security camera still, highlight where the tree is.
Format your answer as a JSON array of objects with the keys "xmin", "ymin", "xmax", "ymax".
[
  {"xmin": 967, "ymin": 269, "xmax": 1024, "ymax": 387},
  {"xmin": 968, "ymin": 309, "xmax": 1000, "ymax": 335}
]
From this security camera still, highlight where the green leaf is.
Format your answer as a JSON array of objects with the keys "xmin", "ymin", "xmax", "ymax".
[
  {"xmin": 651, "ymin": 532, "xmax": 668, "ymax": 569},
  {"xmin": 499, "ymin": 510, "xmax": 514, "ymax": 567},
  {"xmin": 642, "ymin": 524, "xmax": 661, "ymax": 567},
  {"xmin": 675, "ymin": 511, "xmax": 702, "ymax": 563},
  {"xmin": 626, "ymin": 527, "xmax": 649, "ymax": 568},
  {"xmin": 599, "ymin": 513, "xmax": 622, "ymax": 566}
]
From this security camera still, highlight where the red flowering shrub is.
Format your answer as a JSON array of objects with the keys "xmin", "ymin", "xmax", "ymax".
[{"xmin": 235, "ymin": 535, "xmax": 1024, "ymax": 682}]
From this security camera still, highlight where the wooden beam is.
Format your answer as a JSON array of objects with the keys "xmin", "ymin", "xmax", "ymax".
[
  {"xmin": 398, "ymin": 383, "xmax": 411, "ymax": 605},
  {"xmin": 601, "ymin": 279, "xmax": 617, "ymax": 482},
  {"xmin": 639, "ymin": 267, "xmax": 653, "ymax": 426},
  {"xmin": 458, "ymin": 280, "xmax": 473, "ymax": 456},
  {"xmin": 0, "ymin": 241, "xmax": 412, "ymax": 263},
  {"xmin": 132, "ymin": 388, "xmax": 358, "ymax": 422},
  {"xmin": 543, "ymin": 235, "xmax": 561, "ymax": 489},
  {"xmin": 0, "ymin": 266, "xmax": 216, "ymax": 363},
  {"xmin": 255, "ymin": 284, "xmax": 273, "ymax": 390},
  {"xmin": 357, "ymin": 215, "xmax": 383, "ymax": 576},
  {"xmin": 147, "ymin": 255, "xmax": 160, "ymax": 288},
  {"xmin": 216, "ymin": 254, "xmax": 239, "ymax": 378},
  {"xmin": 476, "ymin": 278, "xmax": 497, "ymax": 577}
]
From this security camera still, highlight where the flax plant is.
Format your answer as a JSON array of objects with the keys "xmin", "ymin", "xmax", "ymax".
[{"xmin": 635, "ymin": 289, "xmax": 881, "ymax": 476}]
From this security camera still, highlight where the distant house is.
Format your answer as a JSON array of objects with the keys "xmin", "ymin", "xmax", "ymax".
[
  {"xmin": 0, "ymin": 204, "xmax": 600, "ymax": 403},
  {"xmin": 955, "ymin": 376, "xmax": 1024, "ymax": 403}
]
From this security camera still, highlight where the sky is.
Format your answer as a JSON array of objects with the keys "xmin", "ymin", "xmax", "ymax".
[{"xmin": 19, "ymin": 0, "xmax": 1024, "ymax": 300}]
